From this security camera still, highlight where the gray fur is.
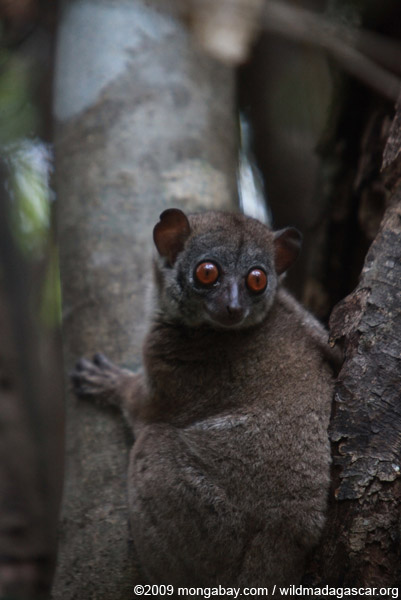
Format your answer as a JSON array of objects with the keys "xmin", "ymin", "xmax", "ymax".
[{"xmin": 72, "ymin": 210, "xmax": 336, "ymax": 590}]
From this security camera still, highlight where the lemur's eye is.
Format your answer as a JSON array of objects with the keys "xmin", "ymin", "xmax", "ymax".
[
  {"xmin": 195, "ymin": 262, "xmax": 219, "ymax": 286},
  {"xmin": 246, "ymin": 268, "xmax": 267, "ymax": 293}
]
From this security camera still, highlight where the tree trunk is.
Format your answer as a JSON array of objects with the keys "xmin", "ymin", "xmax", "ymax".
[
  {"xmin": 51, "ymin": 1, "xmax": 237, "ymax": 598},
  {"xmin": 309, "ymin": 97, "xmax": 401, "ymax": 588}
]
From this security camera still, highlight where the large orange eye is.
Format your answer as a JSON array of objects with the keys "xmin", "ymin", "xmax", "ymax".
[
  {"xmin": 247, "ymin": 268, "xmax": 267, "ymax": 293},
  {"xmin": 195, "ymin": 261, "xmax": 219, "ymax": 286}
]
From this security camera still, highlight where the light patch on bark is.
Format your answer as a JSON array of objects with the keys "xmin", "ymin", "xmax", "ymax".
[
  {"xmin": 162, "ymin": 159, "xmax": 234, "ymax": 210},
  {"xmin": 54, "ymin": 0, "xmax": 176, "ymax": 121}
]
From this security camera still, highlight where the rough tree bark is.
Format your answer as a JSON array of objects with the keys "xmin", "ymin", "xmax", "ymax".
[
  {"xmin": 51, "ymin": 1, "xmax": 237, "ymax": 598},
  {"xmin": 310, "ymin": 97, "xmax": 401, "ymax": 587}
]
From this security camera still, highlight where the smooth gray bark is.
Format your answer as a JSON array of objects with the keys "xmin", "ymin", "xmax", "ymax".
[{"xmin": 52, "ymin": 1, "xmax": 237, "ymax": 597}]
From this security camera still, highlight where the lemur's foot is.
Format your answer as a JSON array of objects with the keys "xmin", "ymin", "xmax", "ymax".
[{"xmin": 71, "ymin": 353, "xmax": 127, "ymax": 406}]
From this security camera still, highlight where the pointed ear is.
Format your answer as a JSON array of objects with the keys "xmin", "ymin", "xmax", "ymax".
[
  {"xmin": 153, "ymin": 208, "xmax": 191, "ymax": 265},
  {"xmin": 274, "ymin": 227, "xmax": 302, "ymax": 275}
]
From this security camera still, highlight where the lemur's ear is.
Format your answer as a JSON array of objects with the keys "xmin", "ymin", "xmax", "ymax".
[
  {"xmin": 153, "ymin": 209, "xmax": 191, "ymax": 266},
  {"xmin": 274, "ymin": 228, "xmax": 302, "ymax": 275}
]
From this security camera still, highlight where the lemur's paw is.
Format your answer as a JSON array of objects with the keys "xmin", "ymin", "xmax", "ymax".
[{"xmin": 70, "ymin": 353, "xmax": 124, "ymax": 404}]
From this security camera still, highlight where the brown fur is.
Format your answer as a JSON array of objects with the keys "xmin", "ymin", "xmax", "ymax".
[{"xmin": 72, "ymin": 210, "xmax": 337, "ymax": 589}]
